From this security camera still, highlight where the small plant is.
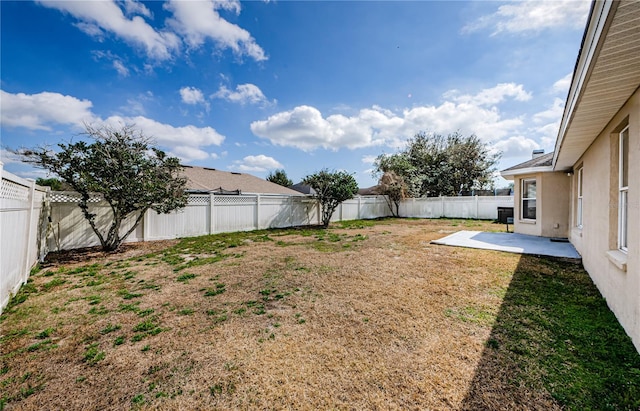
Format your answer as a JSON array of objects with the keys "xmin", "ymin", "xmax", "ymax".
[
  {"xmin": 178, "ymin": 308, "xmax": 194, "ymax": 316},
  {"xmin": 118, "ymin": 302, "xmax": 140, "ymax": 312},
  {"xmin": 85, "ymin": 295, "xmax": 102, "ymax": 305},
  {"xmin": 100, "ymin": 323, "xmax": 121, "ymax": 335},
  {"xmin": 113, "ymin": 336, "xmax": 126, "ymax": 346},
  {"xmin": 41, "ymin": 277, "xmax": 66, "ymax": 291},
  {"xmin": 204, "ymin": 283, "xmax": 226, "ymax": 297},
  {"xmin": 131, "ymin": 394, "xmax": 145, "ymax": 405},
  {"xmin": 176, "ymin": 273, "xmax": 197, "ymax": 283},
  {"xmin": 141, "ymin": 345, "xmax": 151, "ymax": 352},
  {"xmin": 83, "ymin": 343, "xmax": 106, "ymax": 365},
  {"xmin": 137, "ymin": 308, "xmax": 155, "ymax": 317},
  {"xmin": 35, "ymin": 328, "xmax": 55, "ymax": 339},
  {"xmin": 88, "ymin": 306, "xmax": 109, "ymax": 315},
  {"xmin": 118, "ymin": 289, "xmax": 143, "ymax": 300}
]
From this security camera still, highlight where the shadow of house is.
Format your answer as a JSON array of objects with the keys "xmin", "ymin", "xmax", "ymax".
[{"xmin": 460, "ymin": 255, "xmax": 640, "ymax": 410}]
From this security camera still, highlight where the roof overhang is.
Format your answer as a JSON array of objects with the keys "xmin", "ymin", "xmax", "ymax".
[
  {"xmin": 500, "ymin": 166, "xmax": 554, "ymax": 180},
  {"xmin": 553, "ymin": 0, "xmax": 640, "ymax": 170}
]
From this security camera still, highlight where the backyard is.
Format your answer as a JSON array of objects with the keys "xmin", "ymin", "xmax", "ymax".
[{"xmin": 1, "ymin": 218, "xmax": 639, "ymax": 410}]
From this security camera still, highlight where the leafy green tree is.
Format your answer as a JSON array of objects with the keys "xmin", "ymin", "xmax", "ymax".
[
  {"xmin": 36, "ymin": 177, "xmax": 63, "ymax": 191},
  {"xmin": 266, "ymin": 169, "xmax": 293, "ymax": 187},
  {"xmin": 302, "ymin": 169, "xmax": 359, "ymax": 228},
  {"xmin": 374, "ymin": 132, "xmax": 500, "ymax": 197},
  {"xmin": 18, "ymin": 124, "xmax": 188, "ymax": 251},
  {"xmin": 374, "ymin": 171, "xmax": 408, "ymax": 217}
]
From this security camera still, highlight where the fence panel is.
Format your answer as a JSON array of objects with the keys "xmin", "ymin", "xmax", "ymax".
[
  {"xmin": 1, "ymin": 165, "xmax": 49, "ymax": 313},
  {"xmin": 214, "ymin": 196, "xmax": 258, "ymax": 233},
  {"xmin": 477, "ymin": 196, "xmax": 514, "ymax": 220},
  {"xmin": 44, "ymin": 192, "xmax": 513, "ymax": 252}
]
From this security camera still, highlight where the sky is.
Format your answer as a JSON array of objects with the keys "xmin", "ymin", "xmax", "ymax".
[{"xmin": 1, "ymin": 0, "xmax": 591, "ymax": 189}]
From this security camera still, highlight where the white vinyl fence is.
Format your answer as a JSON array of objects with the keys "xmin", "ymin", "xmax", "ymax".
[
  {"xmin": 1, "ymin": 162, "xmax": 49, "ymax": 312},
  {"xmin": 46, "ymin": 193, "xmax": 512, "ymax": 252},
  {"xmin": 46, "ymin": 193, "xmax": 393, "ymax": 251},
  {"xmin": 400, "ymin": 196, "xmax": 514, "ymax": 219}
]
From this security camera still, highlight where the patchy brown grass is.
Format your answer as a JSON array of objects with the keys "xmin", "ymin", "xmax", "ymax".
[{"xmin": 1, "ymin": 218, "xmax": 637, "ymax": 410}]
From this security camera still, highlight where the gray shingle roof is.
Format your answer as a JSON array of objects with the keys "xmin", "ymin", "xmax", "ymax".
[
  {"xmin": 501, "ymin": 152, "xmax": 554, "ymax": 173},
  {"xmin": 181, "ymin": 166, "xmax": 303, "ymax": 195}
]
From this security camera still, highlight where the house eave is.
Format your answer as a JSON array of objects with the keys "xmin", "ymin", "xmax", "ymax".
[
  {"xmin": 500, "ymin": 166, "xmax": 554, "ymax": 180},
  {"xmin": 553, "ymin": 0, "xmax": 640, "ymax": 170}
]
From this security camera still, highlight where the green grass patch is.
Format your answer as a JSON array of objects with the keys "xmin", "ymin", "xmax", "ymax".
[
  {"xmin": 204, "ymin": 283, "xmax": 226, "ymax": 297},
  {"xmin": 480, "ymin": 256, "xmax": 640, "ymax": 410},
  {"xmin": 41, "ymin": 278, "xmax": 66, "ymax": 291},
  {"xmin": 88, "ymin": 305, "xmax": 109, "ymax": 315},
  {"xmin": 118, "ymin": 289, "xmax": 143, "ymax": 300},
  {"xmin": 100, "ymin": 323, "xmax": 121, "ymax": 335},
  {"xmin": 335, "ymin": 219, "xmax": 379, "ymax": 229},
  {"xmin": 176, "ymin": 273, "xmax": 197, "ymax": 283},
  {"xmin": 83, "ymin": 343, "xmax": 105, "ymax": 365}
]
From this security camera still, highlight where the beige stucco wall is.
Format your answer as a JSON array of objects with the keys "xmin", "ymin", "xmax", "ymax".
[
  {"xmin": 513, "ymin": 172, "xmax": 570, "ymax": 238},
  {"xmin": 569, "ymin": 88, "xmax": 640, "ymax": 351}
]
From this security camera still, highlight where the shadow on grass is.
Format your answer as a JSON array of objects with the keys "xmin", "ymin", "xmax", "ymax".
[{"xmin": 461, "ymin": 255, "xmax": 640, "ymax": 411}]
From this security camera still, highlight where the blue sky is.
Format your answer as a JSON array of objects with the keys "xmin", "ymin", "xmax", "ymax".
[{"xmin": 1, "ymin": 0, "xmax": 590, "ymax": 188}]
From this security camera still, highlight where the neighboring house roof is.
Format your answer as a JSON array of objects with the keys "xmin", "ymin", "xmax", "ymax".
[
  {"xmin": 358, "ymin": 185, "xmax": 379, "ymax": 196},
  {"xmin": 553, "ymin": 0, "xmax": 640, "ymax": 170},
  {"xmin": 289, "ymin": 183, "xmax": 316, "ymax": 195},
  {"xmin": 501, "ymin": 152, "xmax": 554, "ymax": 178},
  {"xmin": 181, "ymin": 166, "xmax": 303, "ymax": 195}
]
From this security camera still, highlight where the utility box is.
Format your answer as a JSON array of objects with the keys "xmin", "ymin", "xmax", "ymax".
[{"xmin": 497, "ymin": 207, "xmax": 514, "ymax": 224}]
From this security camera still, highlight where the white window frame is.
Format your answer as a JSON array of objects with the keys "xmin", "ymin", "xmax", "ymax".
[
  {"xmin": 521, "ymin": 178, "xmax": 537, "ymax": 221},
  {"xmin": 576, "ymin": 167, "xmax": 583, "ymax": 228},
  {"xmin": 618, "ymin": 126, "xmax": 629, "ymax": 252}
]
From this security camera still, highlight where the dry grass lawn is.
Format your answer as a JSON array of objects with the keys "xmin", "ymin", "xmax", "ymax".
[{"xmin": 1, "ymin": 218, "xmax": 639, "ymax": 410}]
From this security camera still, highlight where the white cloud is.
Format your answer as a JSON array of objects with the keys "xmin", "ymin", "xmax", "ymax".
[
  {"xmin": 212, "ymin": 83, "xmax": 271, "ymax": 105},
  {"xmin": 552, "ymin": 73, "xmax": 573, "ymax": 94},
  {"xmin": 0, "ymin": 149, "xmax": 24, "ymax": 165},
  {"xmin": 361, "ymin": 155, "xmax": 377, "ymax": 164},
  {"xmin": 533, "ymin": 97, "xmax": 564, "ymax": 123},
  {"xmin": 179, "ymin": 86, "xmax": 205, "ymax": 105},
  {"xmin": 0, "ymin": 89, "xmax": 225, "ymax": 163},
  {"xmin": 444, "ymin": 83, "xmax": 532, "ymax": 106},
  {"xmin": 164, "ymin": 0, "xmax": 267, "ymax": 62},
  {"xmin": 103, "ymin": 115, "xmax": 225, "ymax": 154},
  {"xmin": 168, "ymin": 146, "xmax": 211, "ymax": 162},
  {"xmin": 234, "ymin": 154, "xmax": 283, "ymax": 172},
  {"xmin": 464, "ymin": 0, "xmax": 590, "ymax": 35},
  {"xmin": 121, "ymin": 0, "xmax": 152, "ymax": 18},
  {"xmin": 37, "ymin": 0, "xmax": 180, "ymax": 60},
  {"xmin": 0, "ymin": 90, "xmax": 96, "ymax": 130},
  {"xmin": 492, "ymin": 136, "xmax": 540, "ymax": 158},
  {"xmin": 113, "ymin": 60, "xmax": 130, "ymax": 77},
  {"xmin": 251, "ymin": 87, "xmax": 526, "ymax": 152}
]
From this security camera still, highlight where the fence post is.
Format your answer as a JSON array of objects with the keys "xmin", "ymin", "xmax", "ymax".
[
  {"xmin": 440, "ymin": 195, "xmax": 444, "ymax": 218},
  {"xmin": 209, "ymin": 193, "xmax": 215, "ymax": 234},
  {"xmin": 23, "ymin": 179, "xmax": 37, "ymax": 285},
  {"xmin": 143, "ymin": 208, "xmax": 150, "ymax": 242},
  {"xmin": 255, "ymin": 194, "xmax": 261, "ymax": 230},
  {"xmin": 475, "ymin": 195, "xmax": 479, "ymax": 219},
  {"xmin": 358, "ymin": 196, "xmax": 361, "ymax": 220}
]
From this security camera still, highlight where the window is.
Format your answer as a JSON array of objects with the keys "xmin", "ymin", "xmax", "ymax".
[
  {"xmin": 619, "ymin": 126, "xmax": 629, "ymax": 252},
  {"xmin": 522, "ymin": 179, "xmax": 537, "ymax": 220},
  {"xmin": 576, "ymin": 167, "xmax": 583, "ymax": 228}
]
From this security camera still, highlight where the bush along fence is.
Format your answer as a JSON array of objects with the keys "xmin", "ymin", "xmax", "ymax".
[{"xmin": 1, "ymin": 165, "xmax": 513, "ymax": 313}]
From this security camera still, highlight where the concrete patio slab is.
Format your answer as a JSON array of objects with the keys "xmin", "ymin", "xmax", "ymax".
[{"xmin": 431, "ymin": 231, "xmax": 581, "ymax": 260}]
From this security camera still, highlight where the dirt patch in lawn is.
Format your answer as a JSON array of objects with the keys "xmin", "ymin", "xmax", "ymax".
[{"xmin": 1, "ymin": 218, "xmax": 639, "ymax": 410}]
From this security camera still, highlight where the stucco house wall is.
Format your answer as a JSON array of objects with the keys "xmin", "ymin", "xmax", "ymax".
[
  {"xmin": 569, "ymin": 88, "xmax": 639, "ymax": 347},
  {"xmin": 512, "ymin": 171, "xmax": 570, "ymax": 238}
]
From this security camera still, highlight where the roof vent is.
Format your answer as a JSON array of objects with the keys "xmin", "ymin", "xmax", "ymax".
[
  {"xmin": 203, "ymin": 167, "xmax": 216, "ymax": 171},
  {"xmin": 532, "ymin": 149, "xmax": 545, "ymax": 159},
  {"xmin": 231, "ymin": 172, "xmax": 242, "ymax": 175}
]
